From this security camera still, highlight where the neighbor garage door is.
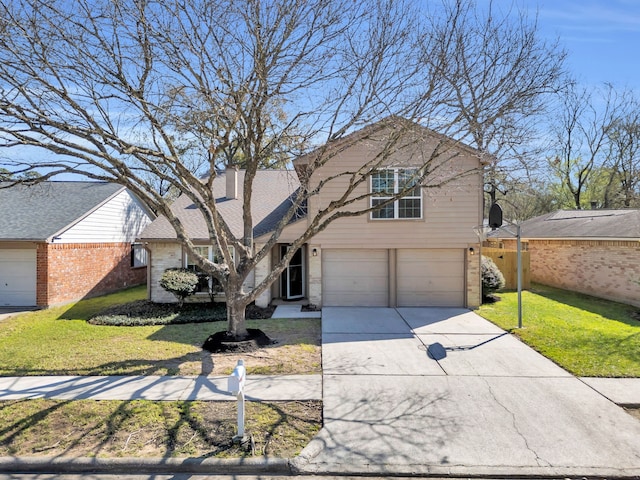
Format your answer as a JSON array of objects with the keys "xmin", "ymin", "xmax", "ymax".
[
  {"xmin": 322, "ymin": 249, "xmax": 388, "ymax": 306},
  {"xmin": 0, "ymin": 249, "xmax": 37, "ymax": 306},
  {"xmin": 397, "ymin": 249, "xmax": 464, "ymax": 307}
]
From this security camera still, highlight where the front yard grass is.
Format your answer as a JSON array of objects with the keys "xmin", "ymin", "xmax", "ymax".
[
  {"xmin": 477, "ymin": 283, "xmax": 640, "ymax": 377},
  {"xmin": 0, "ymin": 286, "xmax": 321, "ymax": 376}
]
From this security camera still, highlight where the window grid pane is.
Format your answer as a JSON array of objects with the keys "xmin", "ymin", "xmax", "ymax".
[
  {"xmin": 372, "ymin": 170, "xmax": 395, "ymax": 195},
  {"xmin": 398, "ymin": 198, "xmax": 421, "ymax": 218},
  {"xmin": 372, "ymin": 198, "xmax": 394, "ymax": 219},
  {"xmin": 398, "ymin": 169, "xmax": 421, "ymax": 197},
  {"xmin": 371, "ymin": 168, "xmax": 422, "ymax": 219}
]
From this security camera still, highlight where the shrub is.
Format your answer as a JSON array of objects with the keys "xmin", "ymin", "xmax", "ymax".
[
  {"xmin": 88, "ymin": 301, "xmax": 274, "ymax": 326},
  {"xmin": 88, "ymin": 300, "xmax": 227, "ymax": 325},
  {"xmin": 159, "ymin": 268, "xmax": 199, "ymax": 306},
  {"xmin": 481, "ymin": 255, "xmax": 505, "ymax": 300}
]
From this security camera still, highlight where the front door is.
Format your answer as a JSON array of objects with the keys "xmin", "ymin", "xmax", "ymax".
[{"xmin": 280, "ymin": 245, "xmax": 305, "ymax": 300}]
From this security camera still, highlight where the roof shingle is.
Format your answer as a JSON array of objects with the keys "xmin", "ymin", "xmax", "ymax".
[
  {"xmin": 139, "ymin": 170, "xmax": 302, "ymax": 242},
  {"xmin": 497, "ymin": 209, "xmax": 640, "ymax": 239},
  {"xmin": 0, "ymin": 181, "xmax": 124, "ymax": 241}
]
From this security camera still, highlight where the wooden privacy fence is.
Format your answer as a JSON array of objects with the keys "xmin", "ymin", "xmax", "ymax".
[{"xmin": 482, "ymin": 247, "xmax": 531, "ymax": 290}]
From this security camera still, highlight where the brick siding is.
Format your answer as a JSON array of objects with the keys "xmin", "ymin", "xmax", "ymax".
[
  {"xmin": 525, "ymin": 239, "xmax": 640, "ymax": 308},
  {"xmin": 36, "ymin": 242, "xmax": 146, "ymax": 307}
]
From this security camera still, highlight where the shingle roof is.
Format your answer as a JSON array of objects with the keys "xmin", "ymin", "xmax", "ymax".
[
  {"xmin": 139, "ymin": 169, "xmax": 303, "ymax": 242},
  {"xmin": 499, "ymin": 209, "xmax": 640, "ymax": 239},
  {"xmin": 0, "ymin": 181, "xmax": 125, "ymax": 241}
]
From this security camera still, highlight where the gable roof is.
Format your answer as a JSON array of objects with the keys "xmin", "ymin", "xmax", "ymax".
[
  {"xmin": 504, "ymin": 209, "xmax": 640, "ymax": 240},
  {"xmin": 0, "ymin": 181, "xmax": 125, "ymax": 241},
  {"xmin": 293, "ymin": 116, "xmax": 490, "ymax": 170},
  {"xmin": 139, "ymin": 169, "xmax": 302, "ymax": 242}
]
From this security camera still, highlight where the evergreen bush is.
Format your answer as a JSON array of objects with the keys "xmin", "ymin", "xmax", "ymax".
[
  {"xmin": 481, "ymin": 255, "xmax": 505, "ymax": 300},
  {"xmin": 159, "ymin": 268, "xmax": 199, "ymax": 306}
]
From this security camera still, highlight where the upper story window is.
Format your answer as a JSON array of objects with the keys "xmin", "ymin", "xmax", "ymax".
[
  {"xmin": 184, "ymin": 246, "xmax": 235, "ymax": 293},
  {"xmin": 371, "ymin": 168, "xmax": 422, "ymax": 219}
]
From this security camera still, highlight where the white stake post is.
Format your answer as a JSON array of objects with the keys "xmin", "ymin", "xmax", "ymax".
[{"xmin": 227, "ymin": 359, "xmax": 247, "ymax": 443}]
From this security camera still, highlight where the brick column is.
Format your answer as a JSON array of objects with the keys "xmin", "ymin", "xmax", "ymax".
[
  {"xmin": 308, "ymin": 245, "xmax": 322, "ymax": 307},
  {"xmin": 466, "ymin": 244, "xmax": 481, "ymax": 308}
]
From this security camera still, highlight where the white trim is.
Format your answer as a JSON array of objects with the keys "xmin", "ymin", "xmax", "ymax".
[
  {"xmin": 280, "ymin": 245, "xmax": 306, "ymax": 300},
  {"xmin": 370, "ymin": 168, "xmax": 423, "ymax": 220}
]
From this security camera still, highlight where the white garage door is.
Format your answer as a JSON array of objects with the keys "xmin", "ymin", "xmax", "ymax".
[
  {"xmin": 397, "ymin": 249, "xmax": 464, "ymax": 307},
  {"xmin": 323, "ymin": 249, "xmax": 388, "ymax": 306},
  {"xmin": 0, "ymin": 249, "xmax": 37, "ymax": 307}
]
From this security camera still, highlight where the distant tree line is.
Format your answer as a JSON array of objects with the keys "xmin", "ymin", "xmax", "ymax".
[{"xmin": 490, "ymin": 82, "xmax": 640, "ymax": 221}]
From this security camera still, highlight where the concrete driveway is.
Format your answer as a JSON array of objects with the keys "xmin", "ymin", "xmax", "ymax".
[
  {"xmin": 296, "ymin": 307, "xmax": 640, "ymax": 478},
  {"xmin": 0, "ymin": 307, "xmax": 37, "ymax": 321}
]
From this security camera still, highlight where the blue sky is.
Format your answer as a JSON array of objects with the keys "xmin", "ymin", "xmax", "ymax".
[{"xmin": 532, "ymin": 0, "xmax": 640, "ymax": 90}]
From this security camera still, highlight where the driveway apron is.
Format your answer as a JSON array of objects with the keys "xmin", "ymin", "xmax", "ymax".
[{"xmin": 298, "ymin": 307, "xmax": 640, "ymax": 477}]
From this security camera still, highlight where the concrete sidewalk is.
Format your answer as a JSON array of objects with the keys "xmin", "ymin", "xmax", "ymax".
[
  {"xmin": 0, "ymin": 374, "xmax": 322, "ymax": 401},
  {"xmin": 296, "ymin": 307, "xmax": 640, "ymax": 478}
]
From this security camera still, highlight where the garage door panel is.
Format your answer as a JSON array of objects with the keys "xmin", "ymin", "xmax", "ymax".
[
  {"xmin": 323, "ymin": 249, "xmax": 388, "ymax": 307},
  {"xmin": 397, "ymin": 249, "xmax": 464, "ymax": 307},
  {"xmin": 0, "ymin": 249, "xmax": 37, "ymax": 306}
]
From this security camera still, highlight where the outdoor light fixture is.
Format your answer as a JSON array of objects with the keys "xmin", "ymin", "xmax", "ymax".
[
  {"xmin": 469, "ymin": 247, "xmax": 475, "ymax": 255},
  {"xmin": 312, "ymin": 248, "xmax": 318, "ymax": 256}
]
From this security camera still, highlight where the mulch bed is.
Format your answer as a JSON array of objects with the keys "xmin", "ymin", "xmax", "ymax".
[{"xmin": 202, "ymin": 328, "xmax": 276, "ymax": 353}]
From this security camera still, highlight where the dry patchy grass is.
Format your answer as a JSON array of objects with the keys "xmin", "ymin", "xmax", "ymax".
[{"xmin": 0, "ymin": 399, "xmax": 321, "ymax": 458}]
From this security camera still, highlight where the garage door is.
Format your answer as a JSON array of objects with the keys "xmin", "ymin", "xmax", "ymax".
[
  {"xmin": 397, "ymin": 249, "xmax": 464, "ymax": 307},
  {"xmin": 0, "ymin": 249, "xmax": 37, "ymax": 306},
  {"xmin": 323, "ymin": 249, "xmax": 388, "ymax": 306}
]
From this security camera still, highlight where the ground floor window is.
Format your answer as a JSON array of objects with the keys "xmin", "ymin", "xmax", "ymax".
[
  {"xmin": 184, "ymin": 246, "xmax": 234, "ymax": 294},
  {"xmin": 131, "ymin": 243, "xmax": 147, "ymax": 268}
]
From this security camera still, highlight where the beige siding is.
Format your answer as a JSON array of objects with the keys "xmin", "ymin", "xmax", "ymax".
[
  {"xmin": 322, "ymin": 249, "xmax": 389, "ymax": 306},
  {"xmin": 302, "ymin": 127, "xmax": 483, "ymax": 249},
  {"xmin": 397, "ymin": 249, "xmax": 464, "ymax": 306},
  {"xmin": 269, "ymin": 123, "xmax": 483, "ymax": 308}
]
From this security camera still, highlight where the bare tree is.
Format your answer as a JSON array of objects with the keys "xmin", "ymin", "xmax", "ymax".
[
  {"xmin": 606, "ymin": 100, "xmax": 640, "ymax": 208},
  {"xmin": 0, "ymin": 0, "xmax": 559, "ymax": 338},
  {"xmin": 549, "ymin": 83, "xmax": 626, "ymax": 209},
  {"xmin": 420, "ymin": 0, "xmax": 567, "ymax": 209}
]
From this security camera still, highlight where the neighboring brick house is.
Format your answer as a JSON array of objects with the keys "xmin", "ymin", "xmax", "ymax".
[
  {"xmin": 492, "ymin": 209, "xmax": 640, "ymax": 308},
  {"xmin": 0, "ymin": 181, "xmax": 155, "ymax": 307},
  {"xmin": 140, "ymin": 118, "xmax": 485, "ymax": 309}
]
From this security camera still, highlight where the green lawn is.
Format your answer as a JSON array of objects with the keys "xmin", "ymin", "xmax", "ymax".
[
  {"xmin": 0, "ymin": 286, "xmax": 320, "ymax": 376},
  {"xmin": 477, "ymin": 284, "xmax": 640, "ymax": 377}
]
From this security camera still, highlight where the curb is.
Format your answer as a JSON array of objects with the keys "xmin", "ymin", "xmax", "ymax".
[{"xmin": 0, "ymin": 456, "xmax": 292, "ymax": 475}]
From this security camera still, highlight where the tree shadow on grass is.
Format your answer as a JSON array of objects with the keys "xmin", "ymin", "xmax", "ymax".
[
  {"xmin": 0, "ymin": 350, "xmax": 210, "ymax": 377},
  {"xmin": 0, "ymin": 396, "xmax": 321, "ymax": 459},
  {"xmin": 530, "ymin": 283, "xmax": 639, "ymax": 326}
]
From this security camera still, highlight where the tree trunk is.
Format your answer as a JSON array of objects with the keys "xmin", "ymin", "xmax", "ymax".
[{"xmin": 226, "ymin": 296, "xmax": 249, "ymax": 340}]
